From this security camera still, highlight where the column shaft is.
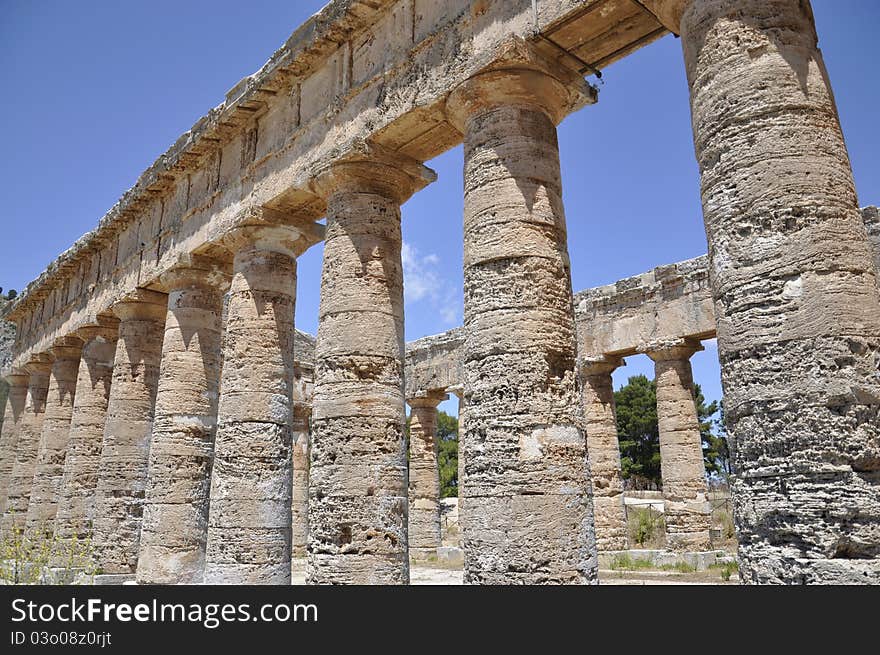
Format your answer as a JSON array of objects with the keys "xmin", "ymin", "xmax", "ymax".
[
  {"xmin": 307, "ymin": 147, "xmax": 434, "ymax": 584},
  {"xmin": 291, "ymin": 377, "xmax": 311, "ymax": 559},
  {"xmin": 408, "ymin": 393, "xmax": 447, "ymax": 560},
  {"xmin": 0, "ymin": 373, "xmax": 30, "ymax": 523},
  {"xmin": 682, "ymin": 0, "xmax": 880, "ymax": 582},
  {"xmin": 92, "ymin": 291, "xmax": 166, "ymax": 575},
  {"xmin": 580, "ymin": 358, "xmax": 628, "ymax": 552},
  {"xmin": 204, "ymin": 238, "xmax": 296, "ymax": 584},
  {"xmin": 53, "ymin": 323, "xmax": 118, "ymax": 550},
  {"xmin": 26, "ymin": 337, "xmax": 84, "ymax": 540},
  {"xmin": 1, "ymin": 358, "xmax": 52, "ymax": 535},
  {"xmin": 447, "ymin": 56, "xmax": 598, "ymax": 584},
  {"xmin": 137, "ymin": 262, "xmax": 226, "ymax": 584},
  {"xmin": 648, "ymin": 342, "xmax": 711, "ymax": 550}
]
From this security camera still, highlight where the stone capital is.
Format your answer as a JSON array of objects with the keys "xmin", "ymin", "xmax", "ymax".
[
  {"xmin": 157, "ymin": 254, "xmax": 232, "ymax": 294},
  {"xmin": 408, "ymin": 390, "xmax": 449, "ymax": 410},
  {"xmin": 218, "ymin": 222, "xmax": 324, "ymax": 260},
  {"xmin": 48, "ymin": 335, "xmax": 85, "ymax": 361},
  {"xmin": 24, "ymin": 352, "xmax": 54, "ymax": 375},
  {"xmin": 579, "ymin": 355, "xmax": 625, "ymax": 378},
  {"xmin": 111, "ymin": 288, "xmax": 168, "ymax": 323},
  {"xmin": 643, "ymin": 338, "xmax": 703, "ymax": 363},
  {"xmin": 310, "ymin": 140, "xmax": 436, "ymax": 205},
  {"xmin": 445, "ymin": 36, "xmax": 597, "ymax": 131},
  {"xmin": 75, "ymin": 316, "xmax": 120, "ymax": 344},
  {"xmin": 3, "ymin": 369, "xmax": 31, "ymax": 387}
]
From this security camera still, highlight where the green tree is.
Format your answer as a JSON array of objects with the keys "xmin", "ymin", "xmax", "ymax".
[
  {"xmin": 614, "ymin": 374, "xmax": 726, "ymax": 488},
  {"xmin": 436, "ymin": 411, "xmax": 459, "ymax": 498},
  {"xmin": 615, "ymin": 375, "xmax": 660, "ymax": 488},
  {"xmin": 405, "ymin": 410, "xmax": 460, "ymax": 498}
]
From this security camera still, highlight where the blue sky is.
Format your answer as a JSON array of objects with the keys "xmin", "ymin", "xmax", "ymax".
[{"xmin": 2, "ymin": 1, "xmax": 878, "ymax": 418}]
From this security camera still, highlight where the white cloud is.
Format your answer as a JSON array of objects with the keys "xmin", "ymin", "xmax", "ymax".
[{"xmin": 401, "ymin": 241, "xmax": 460, "ymax": 326}]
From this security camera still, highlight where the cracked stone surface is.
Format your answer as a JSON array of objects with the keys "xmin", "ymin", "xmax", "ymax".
[
  {"xmin": 447, "ymin": 53, "xmax": 598, "ymax": 584},
  {"xmin": 291, "ymin": 368, "xmax": 312, "ymax": 559},
  {"xmin": 92, "ymin": 290, "xmax": 166, "ymax": 575},
  {"xmin": 52, "ymin": 323, "xmax": 118, "ymax": 556},
  {"xmin": 137, "ymin": 261, "xmax": 228, "ymax": 584},
  {"xmin": 25, "ymin": 337, "xmax": 84, "ymax": 540},
  {"xmin": 682, "ymin": 0, "xmax": 880, "ymax": 583}
]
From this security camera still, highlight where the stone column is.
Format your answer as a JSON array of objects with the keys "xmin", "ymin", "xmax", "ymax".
[
  {"xmin": 646, "ymin": 340, "xmax": 711, "ymax": 550},
  {"xmin": 0, "ymin": 369, "xmax": 30, "ymax": 524},
  {"xmin": 25, "ymin": 337, "xmax": 84, "ymax": 540},
  {"xmin": 92, "ymin": 290, "xmax": 166, "ymax": 575},
  {"xmin": 291, "ymin": 365, "xmax": 312, "ymax": 559},
  {"xmin": 307, "ymin": 143, "xmax": 435, "ymax": 585},
  {"xmin": 203, "ymin": 223, "xmax": 319, "ymax": 585},
  {"xmin": 136, "ymin": 257, "xmax": 228, "ymax": 584},
  {"xmin": 680, "ymin": 0, "xmax": 880, "ymax": 583},
  {"xmin": 53, "ymin": 319, "xmax": 119, "ymax": 550},
  {"xmin": 407, "ymin": 391, "xmax": 447, "ymax": 561},
  {"xmin": 1, "ymin": 355, "xmax": 52, "ymax": 535},
  {"xmin": 580, "ymin": 356, "xmax": 628, "ymax": 552},
  {"xmin": 0, "ymin": 371, "xmax": 31, "ymax": 522},
  {"xmin": 446, "ymin": 41, "xmax": 598, "ymax": 584}
]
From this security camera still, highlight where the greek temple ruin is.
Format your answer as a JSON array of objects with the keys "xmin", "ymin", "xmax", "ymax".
[{"xmin": 1, "ymin": 0, "xmax": 878, "ymax": 585}]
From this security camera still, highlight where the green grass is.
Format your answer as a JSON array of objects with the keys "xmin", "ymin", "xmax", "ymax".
[{"xmin": 709, "ymin": 560, "xmax": 739, "ymax": 581}]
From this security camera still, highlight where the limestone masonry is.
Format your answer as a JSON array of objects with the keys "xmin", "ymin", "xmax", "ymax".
[{"xmin": 1, "ymin": 0, "xmax": 878, "ymax": 585}]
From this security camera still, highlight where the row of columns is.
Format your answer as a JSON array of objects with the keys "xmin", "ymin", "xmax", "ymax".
[
  {"xmin": 581, "ymin": 341, "xmax": 712, "ymax": 553},
  {"xmin": 0, "ymin": 224, "xmax": 318, "ymax": 585},
  {"xmin": 0, "ymin": 0, "xmax": 877, "ymax": 585}
]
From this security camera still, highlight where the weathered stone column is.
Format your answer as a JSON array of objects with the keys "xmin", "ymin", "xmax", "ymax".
[
  {"xmin": 580, "ymin": 356, "xmax": 628, "ymax": 552},
  {"xmin": 307, "ymin": 143, "xmax": 435, "ymax": 585},
  {"xmin": 446, "ymin": 40, "xmax": 598, "ymax": 584},
  {"xmin": 0, "ymin": 371, "xmax": 31, "ymax": 522},
  {"xmin": 25, "ymin": 337, "xmax": 84, "ymax": 541},
  {"xmin": 646, "ymin": 340, "xmax": 710, "ymax": 550},
  {"xmin": 53, "ymin": 319, "xmax": 119, "ymax": 550},
  {"xmin": 680, "ymin": 0, "xmax": 880, "ymax": 583},
  {"xmin": 136, "ymin": 257, "xmax": 228, "ymax": 584},
  {"xmin": 203, "ymin": 223, "xmax": 320, "ymax": 585},
  {"xmin": 291, "ymin": 365, "xmax": 313, "ymax": 559},
  {"xmin": 407, "ymin": 391, "xmax": 447, "ymax": 561},
  {"xmin": 92, "ymin": 290, "xmax": 166, "ymax": 575},
  {"xmin": 1, "ymin": 355, "xmax": 52, "ymax": 535}
]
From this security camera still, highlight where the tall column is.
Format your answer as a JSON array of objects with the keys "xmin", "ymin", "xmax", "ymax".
[
  {"xmin": 136, "ymin": 257, "xmax": 228, "ymax": 584},
  {"xmin": 646, "ymin": 340, "xmax": 711, "ymax": 550},
  {"xmin": 291, "ymin": 366, "xmax": 312, "ymax": 559},
  {"xmin": 92, "ymin": 290, "xmax": 166, "ymax": 575},
  {"xmin": 0, "ymin": 371, "xmax": 31, "ymax": 522},
  {"xmin": 680, "ymin": 0, "xmax": 880, "ymax": 583},
  {"xmin": 203, "ymin": 223, "xmax": 319, "ymax": 585},
  {"xmin": 307, "ymin": 143, "xmax": 435, "ymax": 585},
  {"xmin": 1, "ymin": 355, "xmax": 52, "ymax": 535},
  {"xmin": 53, "ymin": 319, "xmax": 118, "ymax": 550},
  {"xmin": 446, "ymin": 41, "xmax": 598, "ymax": 584},
  {"xmin": 25, "ymin": 336, "xmax": 83, "ymax": 540},
  {"xmin": 580, "ymin": 356, "xmax": 628, "ymax": 552},
  {"xmin": 407, "ymin": 391, "xmax": 447, "ymax": 561}
]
